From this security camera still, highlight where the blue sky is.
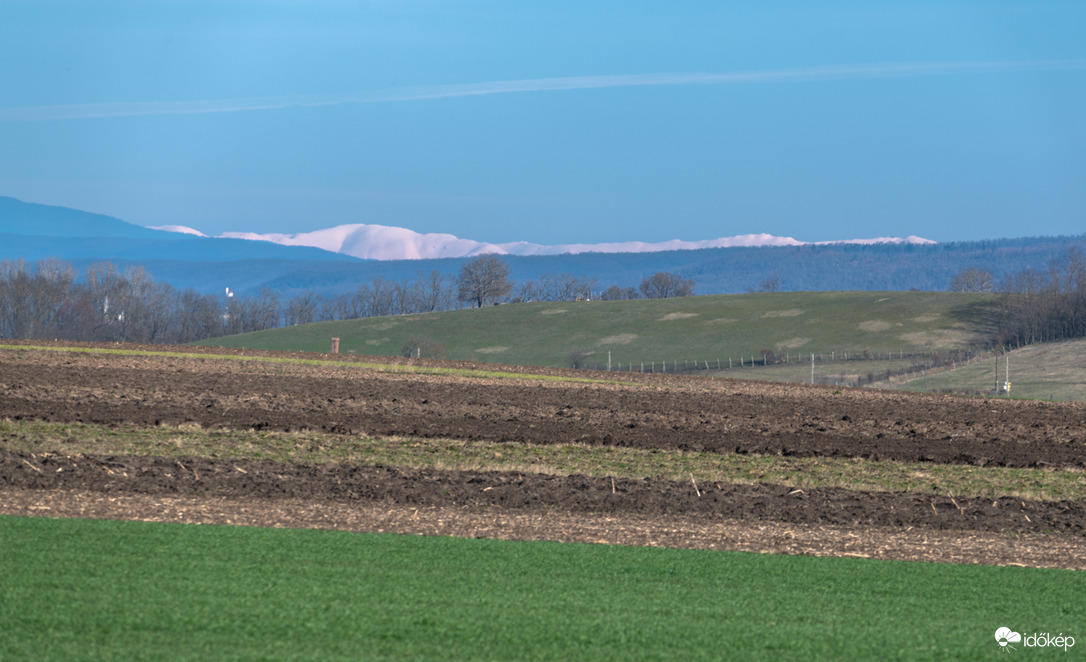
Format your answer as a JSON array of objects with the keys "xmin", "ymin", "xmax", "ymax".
[{"xmin": 2, "ymin": 1, "xmax": 1084, "ymax": 245}]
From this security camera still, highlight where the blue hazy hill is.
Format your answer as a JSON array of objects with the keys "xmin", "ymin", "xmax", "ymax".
[
  {"xmin": 0, "ymin": 196, "xmax": 173, "ymax": 239},
  {"xmin": 3, "ymin": 195, "xmax": 1084, "ymax": 297},
  {"xmin": 0, "ymin": 196, "xmax": 356, "ymax": 263}
]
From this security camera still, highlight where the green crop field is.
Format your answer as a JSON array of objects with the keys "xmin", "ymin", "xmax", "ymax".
[
  {"xmin": 196, "ymin": 291, "xmax": 998, "ymax": 370},
  {"xmin": 2, "ymin": 515, "xmax": 1082, "ymax": 661}
]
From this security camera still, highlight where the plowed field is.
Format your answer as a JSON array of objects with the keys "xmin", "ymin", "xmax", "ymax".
[{"xmin": 2, "ymin": 341, "xmax": 1084, "ymax": 569}]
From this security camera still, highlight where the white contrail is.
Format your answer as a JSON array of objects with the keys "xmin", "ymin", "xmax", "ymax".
[{"xmin": 3, "ymin": 59, "xmax": 1083, "ymax": 122}]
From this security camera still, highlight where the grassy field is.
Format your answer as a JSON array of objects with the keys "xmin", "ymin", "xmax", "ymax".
[
  {"xmin": 707, "ymin": 356, "xmax": 923, "ymax": 384},
  {"xmin": 196, "ymin": 291, "xmax": 998, "ymax": 370},
  {"xmin": 891, "ymin": 338, "xmax": 1086, "ymax": 402},
  {"xmin": 2, "ymin": 515, "xmax": 1083, "ymax": 661},
  {"xmin": 192, "ymin": 290, "xmax": 1086, "ymax": 401}
]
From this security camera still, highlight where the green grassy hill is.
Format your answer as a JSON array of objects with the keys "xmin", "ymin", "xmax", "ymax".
[{"xmin": 198, "ymin": 291, "xmax": 998, "ymax": 370}]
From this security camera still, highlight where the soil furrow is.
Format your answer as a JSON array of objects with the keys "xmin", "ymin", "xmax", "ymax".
[
  {"xmin": 3, "ymin": 449, "xmax": 1083, "ymax": 536},
  {"xmin": 1, "ymin": 355, "xmax": 1084, "ymax": 467}
]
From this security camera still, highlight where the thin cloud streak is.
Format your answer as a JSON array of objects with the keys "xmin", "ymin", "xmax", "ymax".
[{"xmin": 4, "ymin": 59, "xmax": 1084, "ymax": 122}]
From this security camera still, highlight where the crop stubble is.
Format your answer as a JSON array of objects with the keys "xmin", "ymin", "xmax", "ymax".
[{"xmin": 1, "ymin": 341, "xmax": 1084, "ymax": 569}]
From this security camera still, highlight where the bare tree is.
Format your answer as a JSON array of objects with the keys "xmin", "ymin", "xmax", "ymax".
[
  {"xmin": 639, "ymin": 272, "xmax": 694, "ymax": 299},
  {"xmin": 252, "ymin": 288, "xmax": 282, "ymax": 330},
  {"xmin": 175, "ymin": 288, "xmax": 223, "ymax": 343},
  {"xmin": 1050, "ymin": 247, "xmax": 1085, "ymax": 294},
  {"xmin": 994, "ymin": 249, "xmax": 1086, "ymax": 347},
  {"xmin": 28, "ymin": 258, "xmax": 75, "ymax": 337},
  {"xmin": 0, "ymin": 259, "xmax": 32, "ymax": 338},
  {"xmin": 598, "ymin": 285, "xmax": 639, "ymax": 301},
  {"xmin": 516, "ymin": 273, "xmax": 598, "ymax": 302},
  {"xmin": 949, "ymin": 267, "xmax": 994, "ymax": 293},
  {"xmin": 457, "ymin": 255, "xmax": 512, "ymax": 307},
  {"xmin": 750, "ymin": 274, "xmax": 781, "ymax": 293},
  {"xmin": 367, "ymin": 278, "xmax": 397, "ymax": 316},
  {"xmin": 416, "ymin": 270, "xmax": 452, "ymax": 312},
  {"xmin": 284, "ymin": 291, "xmax": 321, "ymax": 326}
]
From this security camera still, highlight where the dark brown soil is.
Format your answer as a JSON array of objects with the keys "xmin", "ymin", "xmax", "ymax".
[
  {"xmin": 1, "ymin": 341, "xmax": 1084, "ymax": 569},
  {"xmin": 4, "ymin": 489, "xmax": 1084, "ymax": 570},
  {"xmin": 4, "ymin": 449, "xmax": 1083, "ymax": 535},
  {"xmin": 1, "ymin": 341, "xmax": 1083, "ymax": 468}
]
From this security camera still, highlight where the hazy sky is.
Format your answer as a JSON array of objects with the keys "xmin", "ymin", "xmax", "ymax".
[{"xmin": 2, "ymin": 1, "xmax": 1085, "ymax": 244}]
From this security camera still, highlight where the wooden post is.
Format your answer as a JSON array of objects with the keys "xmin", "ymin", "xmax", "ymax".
[{"xmin": 331, "ymin": 337, "xmax": 340, "ymax": 354}]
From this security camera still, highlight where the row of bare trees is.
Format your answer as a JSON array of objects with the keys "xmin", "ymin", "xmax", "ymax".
[
  {"xmin": 0, "ymin": 256, "xmax": 698, "ymax": 344},
  {"xmin": 455, "ymin": 255, "xmax": 692, "ymax": 305},
  {"xmin": 0, "ymin": 260, "xmax": 469, "ymax": 343},
  {"xmin": 949, "ymin": 249, "xmax": 1086, "ymax": 347},
  {"xmin": 0, "ymin": 259, "xmax": 284, "ymax": 344},
  {"xmin": 992, "ymin": 248, "xmax": 1086, "ymax": 347}
]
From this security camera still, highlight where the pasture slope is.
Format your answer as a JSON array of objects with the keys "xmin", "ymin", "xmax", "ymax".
[
  {"xmin": 197, "ymin": 291, "xmax": 998, "ymax": 369},
  {"xmin": 891, "ymin": 338, "xmax": 1086, "ymax": 402},
  {"xmin": 204, "ymin": 290, "xmax": 1086, "ymax": 402},
  {"xmin": 1, "ymin": 341, "xmax": 1084, "ymax": 659}
]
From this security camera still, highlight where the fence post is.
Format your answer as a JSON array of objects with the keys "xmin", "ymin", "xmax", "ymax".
[{"xmin": 331, "ymin": 337, "xmax": 340, "ymax": 354}]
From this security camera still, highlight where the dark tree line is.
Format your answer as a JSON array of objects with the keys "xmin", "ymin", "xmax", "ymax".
[
  {"xmin": 0, "ymin": 259, "xmax": 284, "ymax": 344},
  {"xmin": 0, "ymin": 256, "xmax": 695, "ymax": 344},
  {"xmin": 0, "ymin": 259, "xmax": 465, "ymax": 343},
  {"xmin": 990, "ymin": 248, "xmax": 1086, "ymax": 348}
]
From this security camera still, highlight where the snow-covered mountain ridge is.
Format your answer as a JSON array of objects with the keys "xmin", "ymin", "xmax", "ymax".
[{"xmin": 151, "ymin": 223, "xmax": 935, "ymax": 261}]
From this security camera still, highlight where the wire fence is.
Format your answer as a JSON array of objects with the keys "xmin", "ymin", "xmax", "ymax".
[{"xmin": 584, "ymin": 348, "xmax": 992, "ymax": 388}]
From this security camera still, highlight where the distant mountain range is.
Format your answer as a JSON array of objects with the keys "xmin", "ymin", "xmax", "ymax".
[
  {"xmin": 0, "ymin": 196, "xmax": 352, "ymax": 263},
  {"xmin": 158, "ymin": 221, "xmax": 935, "ymax": 261},
  {"xmin": 3, "ymin": 195, "xmax": 1084, "ymax": 299}
]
